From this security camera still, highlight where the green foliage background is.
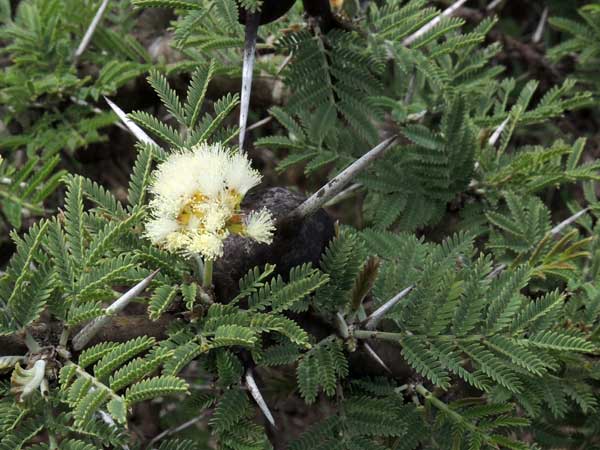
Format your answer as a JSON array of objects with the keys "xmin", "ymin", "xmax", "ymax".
[{"xmin": 1, "ymin": 0, "xmax": 600, "ymax": 449}]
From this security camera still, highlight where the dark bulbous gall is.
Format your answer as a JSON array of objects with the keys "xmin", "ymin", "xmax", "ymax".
[{"xmin": 238, "ymin": 0, "xmax": 297, "ymax": 25}]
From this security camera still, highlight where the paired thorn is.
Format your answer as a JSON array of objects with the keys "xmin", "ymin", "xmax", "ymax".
[
  {"xmin": 363, "ymin": 342, "xmax": 392, "ymax": 374},
  {"xmin": 104, "ymin": 97, "xmax": 159, "ymax": 147},
  {"xmin": 487, "ymin": 264, "xmax": 506, "ymax": 280},
  {"xmin": 147, "ymin": 414, "xmax": 208, "ymax": 450},
  {"xmin": 550, "ymin": 208, "xmax": 589, "ymax": 236},
  {"xmin": 324, "ymin": 183, "xmax": 363, "ymax": 207},
  {"xmin": 74, "ymin": 0, "xmax": 111, "ymax": 63},
  {"xmin": 402, "ymin": 0, "xmax": 469, "ymax": 46},
  {"xmin": 488, "ymin": 117, "xmax": 510, "ymax": 147},
  {"xmin": 245, "ymin": 369, "xmax": 276, "ymax": 428},
  {"xmin": 71, "ymin": 96, "xmax": 128, "ymax": 132},
  {"xmin": 72, "ymin": 270, "xmax": 160, "ymax": 351},
  {"xmin": 335, "ymin": 311, "xmax": 391, "ymax": 374},
  {"xmin": 487, "ymin": 0, "xmax": 503, "ymax": 11},
  {"xmin": 364, "ymin": 285, "xmax": 414, "ymax": 330},
  {"xmin": 287, "ymin": 136, "xmax": 398, "ymax": 222},
  {"xmin": 532, "ymin": 7, "xmax": 549, "ymax": 44},
  {"xmin": 239, "ymin": 11, "xmax": 262, "ymax": 152}
]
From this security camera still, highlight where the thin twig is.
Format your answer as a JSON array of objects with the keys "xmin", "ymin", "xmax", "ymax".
[
  {"xmin": 239, "ymin": 11, "xmax": 261, "ymax": 152},
  {"xmin": 245, "ymin": 369, "xmax": 276, "ymax": 428},
  {"xmin": 74, "ymin": 0, "xmax": 111, "ymax": 62},
  {"xmin": 275, "ymin": 53, "xmax": 293, "ymax": 76},
  {"xmin": 402, "ymin": 0, "xmax": 469, "ymax": 46},
  {"xmin": 404, "ymin": 71, "xmax": 417, "ymax": 104},
  {"xmin": 72, "ymin": 270, "xmax": 160, "ymax": 351},
  {"xmin": 146, "ymin": 413, "xmax": 209, "ymax": 449},
  {"xmin": 364, "ymin": 285, "xmax": 414, "ymax": 330},
  {"xmin": 286, "ymin": 136, "xmax": 398, "ymax": 222},
  {"xmin": 104, "ymin": 97, "xmax": 159, "ymax": 146}
]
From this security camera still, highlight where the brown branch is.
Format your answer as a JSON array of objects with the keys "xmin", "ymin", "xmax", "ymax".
[{"xmin": 0, "ymin": 315, "xmax": 176, "ymax": 356}]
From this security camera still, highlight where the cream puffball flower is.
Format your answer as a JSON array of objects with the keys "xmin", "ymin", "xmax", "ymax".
[
  {"xmin": 145, "ymin": 143, "xmax": 275, "ymax": 259},
  {"xmin": 243, "ymin": 209, "xmax": 276, "ymax": 244}
]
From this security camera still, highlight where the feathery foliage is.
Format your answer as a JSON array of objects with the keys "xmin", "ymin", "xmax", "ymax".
[{"xmin": 2, "ymin": 0, "xmax": 600, "ymax": 449}]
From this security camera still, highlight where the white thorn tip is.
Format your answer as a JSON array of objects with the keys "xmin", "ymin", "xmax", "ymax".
[
  {"xmin": 245, "ymin": 370, "xmax": 276, "ymax": 428},
  {"xmin": 239, "ymin": 12, "xmax": 261, "ymax": 152},
  {"xmin": 532, "ymin": 7, "xmax": 549, "ymax": 44},
  {"xmin": 72, "ymin": 270, "xmax": 160, "ymax": 351},
  {"xmin": 488, "ymin": 117, "xmax": 510, "ymax": 147},
  {"xmin": 365, "ymin": 285, "xmax": 414, "ymax": 330},
  {"xmin": 487, "ymin": 264, "xmax": 506, "ymax": 280},
  {"xmin": 364, "ymin": 342, "xmax": 391, "ymax": 374},
  {"xmin": 402, "ymin": 0, "xmax": 468, "ymax": 46},
  {"xmin": 550, "ymin": 208, "xmax": 589, "ymax": 236},
  {"xmin": 324, "ymin": 183, "xmax": 363, "ymax": 207},
  {"xmin": 104, "ymin": 97, "xmax": 158, "ymax": 147},
  {"xmin": 487, "ymin": 0, "xmax": 503, "ymax": 11},
  {"xmin": 74, "ymin": 0, "xmax": 111, "ymax": 61},
  {"xmin": 288, "ymin": 136, "xmax": 398, "ymax": 221}
]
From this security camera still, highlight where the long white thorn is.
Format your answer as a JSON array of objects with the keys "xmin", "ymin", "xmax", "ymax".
[
  {"xmin": 147, "ymin": 414, "xmax": 208, "ymax": 449},
  {"xmin": 74, "ymin": 0, "xmax": 111, "ymax": 62},
  {"xmin": 246, "ymin": 116, "xmax": 272, "ymax": 133},
  {"xmin": 532, "ymin": 7, "xmax": 549, "ymax": 44},
  {"xmin": 488, "ymin": 117, "xmax": 509, "ymax": 147},
  {"xmin": 104, "ymin": 97, "xmax": 159, "ymax": 147},
  {"xmin": 487, "ymin": 264, "xmax": 506, "ymax": 280},
  {"xmin": 245, "ymin": 369, "xmax": 276, "ymax": 428},
  {"xmin": 550, "ymin": 208, "xmax": 589, "ymax": 236},
  {"xmin": 72, "ymin": 270, "xmax": 160, "ymax": 351},
  {"xmin": 239, "ymin": 11, "xmax": 261, "ymax": 152},
  {"xmin": 487, "ymin": 0, "xmax": 503, "ymax": 11},
  {"xmin": 363, "ymin": 342, "xmax": 391, "ymax": 374},
  {"xmin": 324, "ymin": 183, "xmax": 363, "ymax": 207},
  {"xmin": 71, "ymin": 95, "xmax": 128, "ymax": 132},
  {"xmin": 402, "ymin": 0, "xmax": 468, "ymax": 46},
  {"xmin": 287, "ymin": 136, "xmax": 398, "ymax": 221},
  {"xmin": 365, "ymin": 285, "xmax": 414, "ymax": 330}
]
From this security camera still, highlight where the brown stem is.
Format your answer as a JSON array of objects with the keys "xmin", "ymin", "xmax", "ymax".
[{"xmin": 0, "ymin": 315, "xmax": 176, "ymax": 356}]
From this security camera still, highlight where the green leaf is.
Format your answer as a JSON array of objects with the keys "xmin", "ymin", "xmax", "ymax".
[
  {"xmin": 148, "ymin": 70, "xmax": 186, "ymax": 125},
  {"xmin": 107, "ymin": 397, "xmax": 127, "ymax": 424},
  {"xmin": 185, "ymin": 61, "xmax": 215, "ymax": 130},
  {"xmin": 211, "ymin": 325, "xmax": 258, "ymax": 348},
  {"xmin": 148, "ymin": 285, "xmax": 179, "ymax": 321},
  {"xmin": 125, "ymin": 375, "xmax": 189, "ymax": 404}
]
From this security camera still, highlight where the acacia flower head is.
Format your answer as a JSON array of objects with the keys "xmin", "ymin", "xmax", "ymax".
[{"xmin": 145, "ymin": 143, "xmax": 275, "ymax": 260}]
